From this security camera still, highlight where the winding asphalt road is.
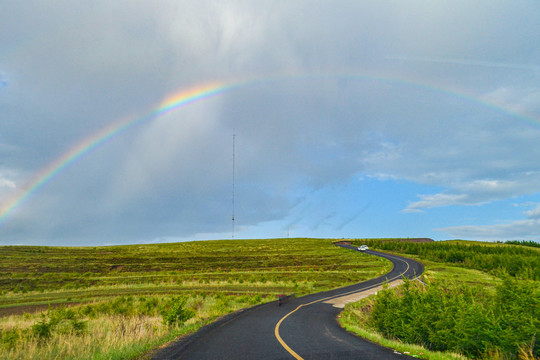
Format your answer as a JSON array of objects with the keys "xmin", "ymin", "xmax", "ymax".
[{"xmin": 152, "ymin": 245, "xmax": 424, "ymax": 360}]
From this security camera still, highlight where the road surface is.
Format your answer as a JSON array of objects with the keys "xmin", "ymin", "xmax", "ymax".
[{"xmin": 152, "ymin": 245, "xmax": 424, "ymax": 359}]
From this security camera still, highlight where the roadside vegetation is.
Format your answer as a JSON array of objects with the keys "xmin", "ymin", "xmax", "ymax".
[
  {"xmin": 341, "ymin": 239, "xmax": 539, "ymax": 360},
  {"xmin": 0, "ymin": 293, "xmax": 260, "ymax": 360},
  {"xmin": 0, "ymin": 238, "xmax": 390, "ymax": 360}
]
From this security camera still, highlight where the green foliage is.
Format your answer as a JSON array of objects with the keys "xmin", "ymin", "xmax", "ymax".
[
  {"xmin": 505, "ymin": 240, "xmax": 540, "ymax": 248},
  {"xmin": 137, "ymin": 296, "xmax": 159, "ymax": 315},
  {"xmin": 31, "ymin": 314, "xmax": 53, "ymax": 339},
  {"xmin": 354, "ymin": 239, "xmax": 540, "ymax": 280},
  {"xmin": 493, "ymin": 277, "xmax": 539, "ymax": 356},
  {"xmin": 0, "ymin": 293, "xmax": 266, "ymax": 360},
  {"xmin": 31, "ymin": 306, "xmax": 87, "ymax": 339},
  {"xmin": 367, "ymin": 278, "xmax": 539, "ymax": 359},
  {"xmin": 78, "ymin": 296, "xmax": 161, "ymax": 318},
  {"xmin": 159, "ymin": 296, "xmax": 195, "ymax": 326},
  {"xmin": 1, "ymin": 328, "xmax": 21, "ymax": 350}
]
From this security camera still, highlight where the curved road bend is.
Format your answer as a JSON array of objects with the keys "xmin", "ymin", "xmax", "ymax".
[{"xmin": 152, "ymin": 246, "xmax": 424, "ymax": 360}]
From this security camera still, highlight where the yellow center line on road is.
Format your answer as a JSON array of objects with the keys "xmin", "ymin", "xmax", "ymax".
[
  {"xmin": 274, "ymin": 254, "xmax": 412, "ymax": 360},
  {"xmin": 274, "ymin": 305, "xmax": 305, "ymax": 360}
]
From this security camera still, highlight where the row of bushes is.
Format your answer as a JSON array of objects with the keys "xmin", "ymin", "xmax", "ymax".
[{"xmin": 368, "ymin": 277, "xmax": 538, "ymax": 359}]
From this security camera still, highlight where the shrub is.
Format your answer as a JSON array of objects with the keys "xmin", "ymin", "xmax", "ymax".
[
  {"xmin": 31, "ymin": 314, "xmax": 53, "ymax": 339},
  {"xmin": 160, "ymin": 296, "xmax": 195, "ymax": 326},
  {"xmin": 31, "ymin": 306, "xmax": 87, "ymax": 340},
  {"xmin": 1, "ymin": 328, "xmax": 21, "ymax": 350},
  {"xmin": 368, "ymin": 278, "xmax": 539, "ymax": 359},
  {"xmin": 137, "ymin": 296, "xmax": 159, "ymax": 316}
]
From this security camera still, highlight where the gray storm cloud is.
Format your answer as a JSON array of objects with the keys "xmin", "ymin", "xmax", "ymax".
[{"xmin": 1, "ymin": 1, "xmax": 539, "ymax": 244}]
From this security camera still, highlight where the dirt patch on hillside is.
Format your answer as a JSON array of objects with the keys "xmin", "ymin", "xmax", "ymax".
[{"xmin": 333, "ymin": 241, "xmax": 351, "ymax": 246}]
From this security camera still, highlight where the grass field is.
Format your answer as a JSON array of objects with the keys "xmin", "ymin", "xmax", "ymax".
[
  {"xmin": 0, "ymin": 238, "xmax": 391, "ymax": 359},
  {"xmin": 0, "ymin": 238, "xmax": 390, "ymax": 312}
]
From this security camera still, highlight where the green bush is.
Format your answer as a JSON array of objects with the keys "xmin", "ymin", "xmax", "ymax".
[
  {"xmin": 31, "ymin": 306, "xmax": 87, "ymax": 340},
  {"xmin": 1, "ymin": 328, "xmax": 21, "ymax": 350},
  {"xmin": 31, "ymin": 314, "xmax": 54, "ymax": 339},
  {"xmin": 368, "ymin": 278, "xmax": 539, "ymax": 359},
  {"xmin": 109, "ymin": 295, "xmax": 135, "ymax": 316},
  {"xmin": 137, "ymin": 296, "xmax": 159, "ymax": 316},
  {"xmin": 159, "ymin": 296, "xmax": 195, "ymax": 326}
]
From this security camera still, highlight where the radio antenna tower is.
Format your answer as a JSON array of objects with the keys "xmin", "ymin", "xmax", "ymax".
[{"xmin": 232, "ymin": 133, "xmax": 236, "ymax": 239}]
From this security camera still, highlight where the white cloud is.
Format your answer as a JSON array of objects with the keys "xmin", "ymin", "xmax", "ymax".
[
  {"xmin": 403, "ymin": 193, "xmax": 469, "ymax": 212},
  {"xmin": 525, "ymin": 204, "xmax": 540, "ymax": 219},
  {"xmin": 436, "ymin": 219, "xmax": 540, "ymax": 241},
  {"xmin": 362, "ymin": 140, "xmax": 403, "ymax": 166},
  {"xmin": 0, "ymin": 178, "xmax": 15, "ymax": 189},
  {"xmin": 0, "ymin": 170, "xmax": 18, "ymax": 202},
  {"xmin": 405, "ymin": 173, "xmax": 540, "ymax": 212},
  {"xmin": 440, "ymin": 202, "xmax": 540, "ymax": 240},
  {"xmin": 483, "ymin": 87, "xmax": 540, "ymax": 118},
  {"xmin": 440, "ymin": 219, "xmax": 540, "ymax": 241}
]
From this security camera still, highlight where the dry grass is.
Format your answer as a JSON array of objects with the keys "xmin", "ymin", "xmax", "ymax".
[{"xmin": 0, "ymin": 294, "xmax": 264, "ymax": 360}]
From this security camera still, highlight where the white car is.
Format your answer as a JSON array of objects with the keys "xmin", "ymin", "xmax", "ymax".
[{"xmin": 358, "ymin": 245, "xmax": 369, "ymax": 251}]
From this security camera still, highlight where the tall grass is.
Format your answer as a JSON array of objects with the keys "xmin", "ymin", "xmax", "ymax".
[{"xmin": 0, "ymin": 294, "xmax": 264, "ymax": 360}]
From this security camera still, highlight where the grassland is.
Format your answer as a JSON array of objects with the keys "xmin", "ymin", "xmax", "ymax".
[
  {"xmin": 0, "ymin": 238, "xmax": 390, "ymax": 359},
  {"xmin": 0, "ymin": 238, "xmax": 390, "ymax": 312},
  {"xmin": 6, "ymin": 238, "xmax": 535, "ymax": 360}
]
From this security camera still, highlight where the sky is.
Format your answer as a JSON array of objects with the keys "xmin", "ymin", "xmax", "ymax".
[{"xmin": 1, "ymin": 1, "xmax": 540, "ymax": 246}]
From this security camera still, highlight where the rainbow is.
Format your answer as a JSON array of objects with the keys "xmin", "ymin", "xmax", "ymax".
[
  {"xmin": 0, "ymin": 82, "xmax": 231, "ymax": 226},
  {"xmin": 1, "ymin": 73, "xmax": 538, "ymax": 228}
]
